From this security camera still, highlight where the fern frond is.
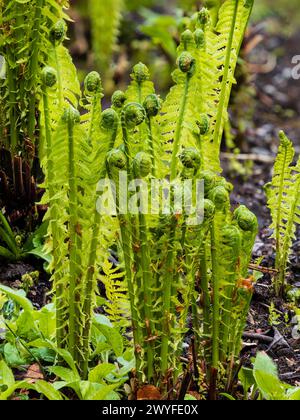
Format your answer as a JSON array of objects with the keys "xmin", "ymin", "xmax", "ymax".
[
  {"xmin": 208, "ymin": 0, "xmax": 254, "ymax": 171},
  {"xmin": 266, "ymin": 131, "xmax": 294, "ymax": 261},
  {"xmin": 0, "ymin": 0, "xmax": 69, "ymax": 149},
  {"xmin": 266, "ymin": 131, "xmax": 300, "ymax": 294},
  {"xmin": 100, "ymin": 260, "xmax": 130, "ymax": 324},
  {"xmin": 47, "ymin": 44, "xmax": 81, "ymax": 119},
  {"xmin": 159, "ymin": 48, "xmax": 200, "ymax": 180},
  {"xmin": 89, "ymin": 0, "xmax": 124, "ymax": 76}
]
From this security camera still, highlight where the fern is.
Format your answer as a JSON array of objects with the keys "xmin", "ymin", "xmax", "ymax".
[
  {"xmin": 40, "ymin": 66, "xmax": 116, "ymax": 376},
  {"xmin": 36, "ymin": 3, "xmax": 257, "ymax": 397},
  {"xmin": 0, "ymin": 0, "xmax": 69, "ymax": 151},
  {"xmin": 266, "ymin": 131, "xmax": 300, "ymax": 295},
  {"xmin": 89, "ymin": 0, "xmax": 124, "ymax": 81},
  {"xmin": 159, "ymin": 1, "xmax": 254, "ymax": 176},
  {"xmin": 100, "ymin": 260, "xmax": 130, "ymax": 325}
]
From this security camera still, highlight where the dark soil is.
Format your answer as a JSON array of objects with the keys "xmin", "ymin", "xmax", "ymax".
[{"xmin": 0, "ymin": 258, "xmax": 51, "ymax": 309}]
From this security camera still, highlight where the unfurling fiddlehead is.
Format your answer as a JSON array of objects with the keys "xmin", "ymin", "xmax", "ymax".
[
  {"xmin": 112, "ymin": 90, "xmax": 127, "ymax": 110},
  {"xmin": 82, "ymin": 71, "xmax": 104, "ymax": 148}
]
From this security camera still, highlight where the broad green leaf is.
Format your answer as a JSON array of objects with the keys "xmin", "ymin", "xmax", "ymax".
[
  {"xmin": 28, "ymin": 339, "xmax": 79, "ymax": 377},
  {"xmin": 184, "ymin": 394, "xmax": 198, "ymax": 400},
  {"xmin": 94, "ymin": 314, "xmax": 113, "ymax": 328},
  {"xmin": 287, "ymin": 387, "xmax": 300, "ymax": 400},
  {"xmin": 0, "ymin": 380, "xmax": 30, "ymax": 401},
  {"xmin": 254, "ymin": 352, "xmax": 278, "ymax": 377},
  {"xmin": 88, "ymin": 363, "xmax": 116, "ymax": 383},
  {"xmin": 92, "ymin": 342, "xmax": 112, "ymax": 357},
  {"xmin": 238, "ymin": 366, "xmax": 255, "ymax": 394},
  {"xmin": 254, "ymin": 353, "xmax": 287, "ymax": 400},
  {"xmin": 0, "ymin": 360, "xmax": 15, "ymax": 389},
  {"xmin": 47, "ymin": 366, "xmax": 79, "ymax": 384},
  {"xmin": 33, "ymin": 380, "xmax": 64, "ymax": 400},
  {"xmin": 30, "ymin": 347, "xmax": 56, "ymax": 363},
  {"xmin": 35, "ymin": 304, "xmax": 56, "ymax": 340},
  {"xmin": 16, "ymin": 311, "xmax": 37, "ymax": 338},
  {"xmin": 4, "ymin": 343, "xmax": 26, "ymax": 367},
  {"xmin": 89, "ymin": 383, "xmax": 119, "ymax": 401},
  {"xmin": 220, "ymin": 393, "xmax": 236, "ymax": 400},
  {"xmin": 95, "ymin": 324, "xmax": 123, "ymax": 357},
  {"xmin": 0, "ymin": 285, "xmax": 33, "ymax": 313}
]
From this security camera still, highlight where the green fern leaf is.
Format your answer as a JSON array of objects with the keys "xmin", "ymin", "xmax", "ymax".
[
  {"xmin": 89, "ymin": 0, "xmax": 124, "ymax": 75},
  {"xmin": 100, "ymin": 260, "xmax": 130, "ymax": 324},
  {"xmin": 266, "ymin": 131, "xmax": 300, "ymax": 294}
]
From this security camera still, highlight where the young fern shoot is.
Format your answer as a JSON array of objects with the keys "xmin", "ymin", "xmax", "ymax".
[{"xmin": 266, "ymin": 131, "xmax": 300, "ymax": 296}]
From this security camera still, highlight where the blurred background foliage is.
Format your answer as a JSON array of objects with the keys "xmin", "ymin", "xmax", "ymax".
[
  {"xmin": 68, "ymin": 0, "xmax": 300, "ymax": 96},
  {"xmin": 252, "ymin": 0, "xmax": 300, "ymax": 35},
  {"xmin": 65, "ymin": 0, "xmax": 300, "ymax": 179}
]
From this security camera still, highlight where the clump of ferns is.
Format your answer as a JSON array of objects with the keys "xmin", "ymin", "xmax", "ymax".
[
  {"xmin": 0, "ymin": 0, "xmax": 69, "ymax": 152},
  {"xmin": 0, "ymin": 2, "xmax": 71, "ymax": 223},
  {"xmin": 39, "ymin": 63, "xmax": 120, "ymax": 379},
  {"xmin": 265, "ymin": 131, "xmax": 300, "ymax": 297},
  {"xmin": 38, "ymin": 1, "xmax": 257, "ymax": 398},
  {"xmin": 103, "ymin": 1, "xmax": 256, "ymax": 393}
]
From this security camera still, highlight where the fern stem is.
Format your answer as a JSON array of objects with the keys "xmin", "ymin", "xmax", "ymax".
[
  {"xmin": 170, "ymin": 76, "xmax": 191, "ymax": 180},
  {"xmin": 209, "ymin": 221, "xmax": 220, "ymax": 400},
  {"xmin": 42, "ymin": 86, "xmax": 65, "ymax": 349},
  {"xmin": 67, "ymin": 116, "xmax": 80, "ymax": 361},
  {"xmin": 139, "ymin": 211, "xmax": 155, "ymax": 382},
  {"xmin": 7, "ymin": 68, "xmax": 18, "ymax": 151},
  {"xmin": 28, "ymin": 0, "xmax": 45, "ymax": 141},
  {"xmin": 81, "ymin": 126, "xmax": 118, "ymax": 379},
  {"xmin": 160, "ymin": 215, "xmax": 177, "ymax": 379},
  {"xmin": 220, "ymin": 275, "xmax": 236, "ymax": 362},
  {"xmin": 199, "ymin": 241, "xmax": 210, "ymax": 345},
  {"xmin": 132, "ymin": 165, "xmax": 155, "ymax": 383},
  {"xmin": 53, "ymin": 47, "xmax": 64, "ymax": 109},
  {"xmin": 159, "ymin": 73, "xmax": 193, "ymax": 382},
  {"xmin": 120, "ymin": 113, "xmax": 147, "ymax": 380},
  {"xmin": 146, "ymin": 117, "xmax": 156, "ymax": 177},
  {"xmin": 114, "ymin": 195, "xmax": 143, "ymax": 380}
]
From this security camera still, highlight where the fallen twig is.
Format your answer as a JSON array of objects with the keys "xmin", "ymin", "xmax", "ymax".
[
  {"xmin": 249, "ymin": 263, "xmax": 278, "ymax": 275},
  {"xmin": 243, "ymin": 332, "xmax": 273, "ymax": 344}
]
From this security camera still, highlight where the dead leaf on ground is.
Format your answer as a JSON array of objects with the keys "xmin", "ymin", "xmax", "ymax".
[
  {"xmin": 137, "ymin": 385, "xmax": 161, "ymax": 400},
  {"xmin": 24, "ymin": 363, "xmax": 44, "ymax": 383}
]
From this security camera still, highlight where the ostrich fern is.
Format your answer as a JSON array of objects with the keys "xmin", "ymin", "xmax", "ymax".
[
  {"xmin": 266, "ymin": 131, "xmax": 300, "ymax": 296},
  {"xmin": 0, "ymin": 0, "xmax": 69, "ymax": 151},
  {"xmin": 35, "ymin": 3, "xmax": 256, "ymax": 398},
  {"xmin": 88, "ymin": 0, "xmax": 124, "ymax": 83}
]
